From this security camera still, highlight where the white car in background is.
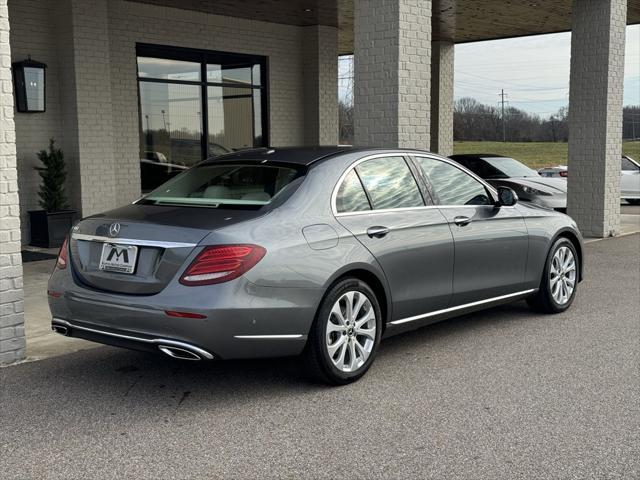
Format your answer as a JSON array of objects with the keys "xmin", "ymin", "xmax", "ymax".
[
  {"xmin": 538, "ymin": 165, "xmax": 568, "ymax": 178},
  {"xmin": 538, "ymin": 155, "xmax": 640, "ymax": 205},
  {"xmin": 621, "ymin": 155, "xmax": 640, "ymax": 205}
]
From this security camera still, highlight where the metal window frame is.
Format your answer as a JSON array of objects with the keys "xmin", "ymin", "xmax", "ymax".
[{"xmin": 135, "ymin": 43, "xmax": 270, "ymax": 166}]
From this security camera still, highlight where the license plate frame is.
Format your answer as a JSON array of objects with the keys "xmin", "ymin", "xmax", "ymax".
[{"xmin": 98, "ymin": 243, "xmax": 138, "ymax": 274}]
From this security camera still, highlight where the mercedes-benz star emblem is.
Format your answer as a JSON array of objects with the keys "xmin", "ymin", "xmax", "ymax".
[{"xmin": 108, "ymin": 222, "xmax": 121, "ymax": 237}]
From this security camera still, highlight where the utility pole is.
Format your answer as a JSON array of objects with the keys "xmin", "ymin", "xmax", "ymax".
[{"xmin": 499, "ymin": 89, "xmax": 507, "ymax": 142}]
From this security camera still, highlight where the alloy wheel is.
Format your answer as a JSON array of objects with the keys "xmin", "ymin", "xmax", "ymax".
[
  {"xmin": 550, "ymin": 246, "xmax": 576, "ymax": 305},
  {"xmin": 325, "ymin": 291, "xmax": 376, "ymax": 373}
]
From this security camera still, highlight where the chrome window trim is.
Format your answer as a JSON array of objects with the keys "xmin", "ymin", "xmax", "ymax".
[
  {"xmin": 71, "ymin": 233, "xmax": 197, "ymax": 249},
  {"xmin": 331, "ymin": 151, "xmax": 499, "ymax": 217},
  {"xmin": 51, "ymin": 318, "xmax": 214, "ymax": 359},
  {"xmin": 233, "ymin": 334, "xmax": 304, "ymax": 339},
  {"xmin": 334, "ymin": 203, "xmax": 512, "ymax": 218},
  {"xmin": 390, "ymin": 289, "xmax": 536, "ymax": 325}
]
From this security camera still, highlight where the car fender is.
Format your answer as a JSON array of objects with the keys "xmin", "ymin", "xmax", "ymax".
[{"xmin": 321, "ymin": 260, "xmax": 393, "ymax": 326}]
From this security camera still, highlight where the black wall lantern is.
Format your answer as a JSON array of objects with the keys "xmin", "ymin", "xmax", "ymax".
[{"xmin": 12, "ymin": 56, "xmax": 46, "ymax": 113}]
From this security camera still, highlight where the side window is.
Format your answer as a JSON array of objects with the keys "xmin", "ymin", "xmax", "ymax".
[
  {"xmin": 415, "ymin": 157, "xmax": 492, "ymax": 206},
  {"xmin": 356, "ymin": 156, "xmax": 424, "ymax": 210},
  {"xmin": 335, "ymin": 170, "xmax": 371, "ymax": 213},
  {"xmin": 622, "ymin": 157, "xmax": 638, "ymax": 171}
]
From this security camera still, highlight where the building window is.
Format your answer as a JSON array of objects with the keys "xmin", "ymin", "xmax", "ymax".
[{"xmin": 136, "ymin": 44, "xmax": 267, "ymax": 192}]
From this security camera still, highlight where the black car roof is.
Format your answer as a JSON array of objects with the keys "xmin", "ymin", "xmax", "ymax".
[{"xmin": 203, "ymin": 146, "xmax": 359, "ymax": 166}]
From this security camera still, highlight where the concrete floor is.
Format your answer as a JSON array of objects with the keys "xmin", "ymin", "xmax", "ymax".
[
  {"xmin": 620, "ymin": 204, "xmax": 640, "ymax": 232},
  {"xmin": 2, "ymin": 233, "xmax": 638, "ymax": 479},
  {"xmin": 22, "ymin": 259, "xmax": 96, "ymax": 360},
  {"xmin": 19, "ymin": 204, "xmax": 640, "ymax": 362}
]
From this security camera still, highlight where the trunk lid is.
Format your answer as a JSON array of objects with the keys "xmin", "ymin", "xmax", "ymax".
[{"xmin": 69, "ymin": 203, "xmax": 264, "ymax": 295}]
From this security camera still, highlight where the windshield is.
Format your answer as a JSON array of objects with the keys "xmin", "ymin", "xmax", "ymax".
[
  {"xmin": 479, "ymin": 157, "xmax": 540, "ymax": 178},
  {"xmin": 140, "ymin": 162, "xmax": 304, "ymax": 208}
]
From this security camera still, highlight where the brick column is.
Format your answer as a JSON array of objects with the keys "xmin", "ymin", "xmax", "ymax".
[
  {"xmin": 353, "ymin": 0, "xmax": 432, "ymax": 149},
  {"xmin": 430, "ymin": 41, "xmax": 454, "ymax": 156},
  {"xmin": 303, "ymin": 25, "xmax": 339, "ymax": 145},
  {"xmin": 567, "ymin": 0, "xmax": 627, "ymax": 237},
  {"xmin": 0, "ymin": 0, "xmax": 26, "ymax": 365}
]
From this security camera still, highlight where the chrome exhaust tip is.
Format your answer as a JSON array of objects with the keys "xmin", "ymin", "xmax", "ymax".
[
  {"xmin": 52, "ymin": 325, "xmax": 69, "ymax": 336},
  {"xmin": 158, "ymin": 345, "xmax": 202, "ymax": 361}
]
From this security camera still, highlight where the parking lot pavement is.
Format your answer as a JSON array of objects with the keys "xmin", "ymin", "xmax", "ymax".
[
  {"xmin": 621, "ymin": 203, "xmax": 640, "ymax": 215},
  {"xmin": 620, "ymin": 203, "xmax": 640, "ymax": 236},
  {"xmin": 2, "ymin": 234, "xmax": 638, "ymax": 480}
]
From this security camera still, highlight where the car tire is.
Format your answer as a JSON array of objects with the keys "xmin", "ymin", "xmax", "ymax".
[
  {"xmin": 527, "ymin": 237, "xmax": 579, "ymax": 314},
  {"xmin": 304, "ymin": 278, "xmax": 382, "ymax": 385}
]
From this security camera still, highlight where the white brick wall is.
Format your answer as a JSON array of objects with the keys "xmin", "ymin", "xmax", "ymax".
[
  {"xmin": 353, "ymin": 0, "xmax": 432, "ymax": 149},
  {"xmin": 567, "ymin": 0, "xmax": 627, "ymax": 237},
  {"xmin": 302, "ymin": 25, "xmax": 339, "ymax": 145},
  {"xmin": 54, "ymin": 0, "xmax": 82, "ymax": 221},
  {"xmin": 0, "ymin": 0, "xmax": 25, "ymax": 365},
  {"xmin": 430, "ymin": 41, "xmax": 454, "ymax": 156},
  {"xmin": 108, "ymin": 0, "xmax": 309, "ymax": 203},
  {"xmin": 71, "ymin": 0, "xmax": 117, "ymax": 217},
  {"xmin": 9, "ymin": 0, "xmax": 326, "ymax": 231},
  {"xmin": 9, "ymin": 0, "xmax": 68, "ymax": 243}
]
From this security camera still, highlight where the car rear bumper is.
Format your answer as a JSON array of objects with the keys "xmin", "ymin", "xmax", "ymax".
[
  {"xmin": 48, "ymin": 268, "xmax": 321, "ymax": 360},
  {"xmin": 52, "ymin": 318, "xmax": 216, "ymax": 360}
]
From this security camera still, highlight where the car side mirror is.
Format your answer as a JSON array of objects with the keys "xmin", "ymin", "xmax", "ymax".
[{"xmin": 497, "ymin": 186, "xmax": 518, "ymax": 207}]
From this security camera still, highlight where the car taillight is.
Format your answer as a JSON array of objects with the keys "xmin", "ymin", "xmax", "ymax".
[
  {"xmin": 560, "ymin": 171, "xmax": 568, "ymax": 178},
  {"xmin": 179, "ymin": 244, "xmax": 266, "ymax": 286},
  {"xmin": 56, "ymin": 236, "xmax": 69, "ymax": 269}
]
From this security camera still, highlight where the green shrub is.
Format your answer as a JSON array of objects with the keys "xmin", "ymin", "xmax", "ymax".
[{"xmin": 35, "ymin": 138, "xmax": 69, "ymax": 212}]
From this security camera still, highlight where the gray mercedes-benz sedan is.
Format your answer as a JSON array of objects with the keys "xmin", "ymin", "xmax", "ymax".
[{"xmin": 49, "ymin": 147, "xmax": 583, "ymax": 384}]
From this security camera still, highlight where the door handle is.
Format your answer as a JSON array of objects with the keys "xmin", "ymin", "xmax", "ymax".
[
  {"xmin": 453, "ymin": 215, "xmax": 471, "ymax": 227},
  {"xmin": 366, "ymin": 226, "xmax": 390, "ymax": 238}
]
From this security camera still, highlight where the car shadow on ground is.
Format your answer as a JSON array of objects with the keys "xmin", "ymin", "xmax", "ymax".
[{"xmin": 8, "ymin": 300, "xmax": 539, "ymax": 406}]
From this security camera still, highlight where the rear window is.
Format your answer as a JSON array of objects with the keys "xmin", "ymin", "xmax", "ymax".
[
  {"xmin": 140, "ymin": 162, "xmax": 303, "ymax": 208},
  {"xmin": 478, "ymin": 157, "xmax": 540, "ymax": 178}
]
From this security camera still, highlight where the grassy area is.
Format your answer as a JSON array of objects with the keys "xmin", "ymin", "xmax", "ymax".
[{"xmin": 453, "ymin": 141, "xmax": 640, "ymax": 169}]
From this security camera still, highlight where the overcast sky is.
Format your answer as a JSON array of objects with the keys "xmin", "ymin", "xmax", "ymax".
[
  {"xmin": 339, "ymin": 25, "xmax": 640, "ymax": 119},
  {"xmin": 454, "ymin": 25, "xmax": 640, "ymax": 118}
]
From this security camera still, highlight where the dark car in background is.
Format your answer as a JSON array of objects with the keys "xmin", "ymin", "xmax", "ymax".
[
  {"xmin": 450, "ymin": 154, "xmax": 567, "ymax": 212},
  {"xmin": 50, "ymin": 147, "xmax": 583, "ymax": 385}
]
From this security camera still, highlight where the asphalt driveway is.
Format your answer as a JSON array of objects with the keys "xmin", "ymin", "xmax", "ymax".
[{"xmin": 1, "ymin": 234, "xmax": 639, "ymax": 479}]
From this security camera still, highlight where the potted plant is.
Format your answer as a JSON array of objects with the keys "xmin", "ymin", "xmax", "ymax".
[{"xmin": 28, "ymin": 139, "xmax": 77, "ymax": 248}]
